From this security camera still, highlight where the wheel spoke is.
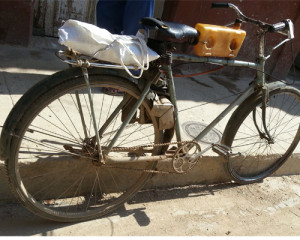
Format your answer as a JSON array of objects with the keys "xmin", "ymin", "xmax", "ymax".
[
  {"xmin": 6, "ymin": 76, "xmax": 161, "ymax": 222},
  {"xmin": 225, "ymin": 88, "xmax": 300, "ymax": 183}
]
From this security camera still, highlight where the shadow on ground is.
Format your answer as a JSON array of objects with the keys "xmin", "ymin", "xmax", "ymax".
[{"xmin": 0, "ymin": 182, "xmax": 235, "ymax": 236}]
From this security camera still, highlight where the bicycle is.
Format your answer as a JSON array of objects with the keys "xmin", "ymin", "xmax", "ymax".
[{"xmin": 0, "ymin": 3, "xmax": 299, "ymax": 222}]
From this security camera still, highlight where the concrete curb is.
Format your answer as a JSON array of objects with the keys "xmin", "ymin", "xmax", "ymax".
[{"xmin": 1, "ymin": 154, "xmax": 300, "ymax": 201}]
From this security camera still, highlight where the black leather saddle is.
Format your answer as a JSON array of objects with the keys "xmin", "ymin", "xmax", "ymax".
[{"xmin": 140, "ymin": 17, "xmax": 199, "ymax": 53}]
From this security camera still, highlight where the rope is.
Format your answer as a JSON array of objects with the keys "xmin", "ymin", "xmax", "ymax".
[{"xmin": 114, "ymin": 35, "xmax": 150, "ymax": 79}]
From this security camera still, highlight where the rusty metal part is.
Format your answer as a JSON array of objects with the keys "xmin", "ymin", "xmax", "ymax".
[
  {"xmin": 172, "ymin": 141, "xmax": 201, "ymax": 174},
  {"xmin": 110, "ymin": 140, "xmax": 197, "ymax": 153},
  {"xmin": 63, "ymin": 133, "xmax": 201, "ymax": 174},
  {"xmin": 102, "ymin": 140, "xmax": 201, "ymax": 174}
]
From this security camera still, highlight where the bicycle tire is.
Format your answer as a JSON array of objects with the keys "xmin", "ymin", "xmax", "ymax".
[
  {"xmin": 1, "ymin": 67, "xmax": 163, "ymax": 222},
  {"xmin": 222, "ymin": 85, "xmax": 300, "ymax": 184}
]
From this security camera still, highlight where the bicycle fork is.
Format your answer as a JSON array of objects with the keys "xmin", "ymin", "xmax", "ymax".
[
  {"xmin": 253, "ymin": 86, "xmax": 274, "ymax": 144},
  {"xmin": 252, "ymin": 30, "xmax": 274, "ymax": 144}
]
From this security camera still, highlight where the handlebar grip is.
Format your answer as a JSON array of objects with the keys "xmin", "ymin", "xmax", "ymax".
[
  {"xmin": 211, "ymin": 2, "xmax": 229, "ymax": 8},
  {"xmin": 270, "ymin": 20, "xmax": 288, "ymax": 32}
]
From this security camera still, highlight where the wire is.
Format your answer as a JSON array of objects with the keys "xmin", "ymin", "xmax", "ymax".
[
  {"xmin": 178, "ymin": 92, "xmax": 241, "ymax": 113},
  {"xmin": 172, "ymin": 66, "xmax": 224, "ymax": 78}
]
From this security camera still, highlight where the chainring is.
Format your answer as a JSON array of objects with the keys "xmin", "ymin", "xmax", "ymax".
[{"xmin": 172, "ymin": 142, "xmax": 201, "ymax": 174}]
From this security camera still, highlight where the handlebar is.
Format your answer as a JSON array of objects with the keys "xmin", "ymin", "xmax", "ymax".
[
  {"xmin": 211, "ymin": 2, "xmax": 229, "ymax": 8},
  {"xmin": 211, "ymin": 2, "xmax": 294, "ymax": 38},
  {"xmin": 270, "ymin": 21, "xmax": 288, "ymax": 32}
]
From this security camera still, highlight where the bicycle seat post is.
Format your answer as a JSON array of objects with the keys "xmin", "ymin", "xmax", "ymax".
[{"xmin": 160, "ymin": 51, "xmax": 182, "ymax": 144}]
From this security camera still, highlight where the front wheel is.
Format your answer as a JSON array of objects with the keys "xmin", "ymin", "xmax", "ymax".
[
  {"xmin": 222, "ymin": 85, "xmax": 300, "ymax": 184},
  {"xmin": 2, "ymin": 68, "xmax": 163, "ymax": 222}
]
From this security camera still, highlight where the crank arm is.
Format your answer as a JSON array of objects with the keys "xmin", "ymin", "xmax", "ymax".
[{"xmin": 187, "ymin": 145, "xmax": 213, "ymax": 161}]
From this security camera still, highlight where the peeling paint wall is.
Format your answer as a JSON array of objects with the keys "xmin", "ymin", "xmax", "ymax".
[
  {"xmin": 33, "ymin": 0, "xmax": 164, "ymax": 37},
  {"xmin": 33, "ymin": 0, "xmax": 97, "ymax": 37}
]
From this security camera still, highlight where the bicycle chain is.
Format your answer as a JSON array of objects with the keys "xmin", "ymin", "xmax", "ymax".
[
  {"xmin": 101, "ymin": 140, "xmax": 199, "ymax": 174},
  {"xmin": 100, "ymin": 164, "xmax": 174, "ymax": 174},
  {"xmin": 110, "ymin": 140, "xmax": 198, "ymax": 152}
]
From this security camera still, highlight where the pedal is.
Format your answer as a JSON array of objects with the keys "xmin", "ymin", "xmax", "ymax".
[
  {"xmin": 212, "ymin": 143, "xmax": 232, "ymax": 158},
  {"xmin": 212, "ymin": 143, "xmax": 242, "ymax": 160}
]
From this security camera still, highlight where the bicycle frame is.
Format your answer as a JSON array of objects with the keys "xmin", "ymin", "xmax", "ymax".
[
  {"xmin": 171, "ymin": 53, "xmax": 260, "ymax": 144},
  {"xmin": 57, "ymin": 21, "xmax": 292, "ymax": 164},
  {"xmin": 102, "ymin": 59, "xmax": 256, "ymax": 163},
  {"xmin": 102, "ymin": 29, "xmax": 292, "ymax": 163}
]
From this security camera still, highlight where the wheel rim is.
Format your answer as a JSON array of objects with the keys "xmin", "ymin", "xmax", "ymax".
[
  {"xmin": 11, "ymin": 78, "xmax": 160, "ymax": 221},
  {"xmin": 227, "ymin": 89, "xmax": 300, "ymax": 182}
]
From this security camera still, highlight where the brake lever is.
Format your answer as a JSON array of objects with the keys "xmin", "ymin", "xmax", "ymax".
[{"xmin": 286, "ymin": 19, "xmax": 295, "ymax": 39}]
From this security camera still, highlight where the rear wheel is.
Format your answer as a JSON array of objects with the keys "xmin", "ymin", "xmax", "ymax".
[
  {"xmin": 222, "ymin": 86, "xmax": 300, "ymax": 183},
  {"xmin": 4, "ymin": 72, "xmax": 162, "ymax": 222}
]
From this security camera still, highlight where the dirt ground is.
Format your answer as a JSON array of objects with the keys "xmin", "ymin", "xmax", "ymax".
[{"xmin": 0, "ymin": 175, "xmax": 299, "ymax": 236}]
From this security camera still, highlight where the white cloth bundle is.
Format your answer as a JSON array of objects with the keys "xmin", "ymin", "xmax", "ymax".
[{"xmin": 58, "ymin": 20, "xmax": 160, "ymax": 78}]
